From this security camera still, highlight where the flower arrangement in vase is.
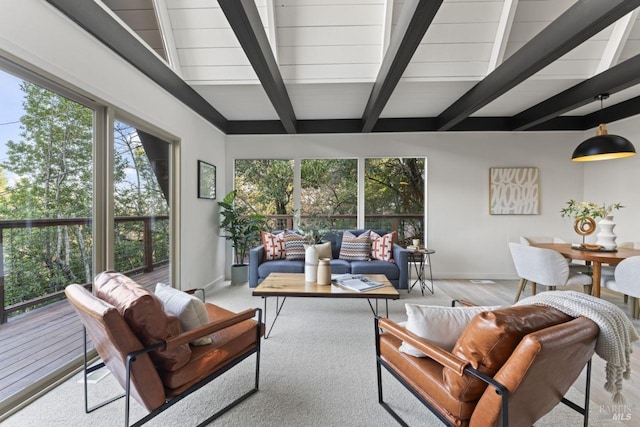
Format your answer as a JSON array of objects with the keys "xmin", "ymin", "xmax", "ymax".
[{"xmin": 560, "ymin": 200, "xmax": 623, "ymax": 249}]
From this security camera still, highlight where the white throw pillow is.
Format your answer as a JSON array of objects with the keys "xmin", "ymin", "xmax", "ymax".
[
  {"xmin": 154, "ymin": 282, "xmax": 212, "ymax": 346},
  {"xmin": 304, "ymin": 241, "xmax": 332, "ymax": 259},
  {"xmin": 399, "ymin": 304, "xmax": 502, "ymax": 357}
]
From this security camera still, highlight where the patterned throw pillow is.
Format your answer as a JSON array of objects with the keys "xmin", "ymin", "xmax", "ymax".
[
  {"xmin": 339, "ymin": 230, "xmax": 372, "ymax": 261},
  {"xmin": 370, "ymin": 231, "xmax": 396, "ymax": 262},
  {"xmin": 284, "ymin": 230, "xmax": 306, "ymax": 260},
  {"xmin": 261, "ymin": 231, "xmax": 286, "ymax": 261}
]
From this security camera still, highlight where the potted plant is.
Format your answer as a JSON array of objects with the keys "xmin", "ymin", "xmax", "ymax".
[{"xmin": 218, "ymin": 190, "xmax": 265, "ymax": 284}]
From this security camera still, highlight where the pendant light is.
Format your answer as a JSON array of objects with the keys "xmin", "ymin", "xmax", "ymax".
[{"xmin": 571, "ymin": 94, "xmax": 636, "ymax": 162}]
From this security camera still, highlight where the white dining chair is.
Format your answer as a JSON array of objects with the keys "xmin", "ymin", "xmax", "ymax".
[
  {"xmin": 509, "ymin": 242, "xmax": 593, "ymax": 303},
  {"xmin": 601, "ymin": 255, "xmax": 640, "ymax": 319},
  {"xmin": 601, "ymin": 242, "xmax": 639, "ymax": 301},
  {"xmin": 519, "ymin": 236, "xmax": 591, "ymax": 273}
]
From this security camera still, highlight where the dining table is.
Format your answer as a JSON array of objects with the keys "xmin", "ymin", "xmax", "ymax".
[{"xmin": 530, "ymin": 243, "xmax": 640, "ymax": 297}]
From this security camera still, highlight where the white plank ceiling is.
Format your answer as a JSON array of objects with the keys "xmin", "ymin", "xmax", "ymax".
[{"xmin": 101, "ymin": 0, "xmax": 640, "ymax": 126}]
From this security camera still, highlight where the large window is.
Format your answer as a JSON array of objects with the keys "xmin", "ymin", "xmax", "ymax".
[
  {"xmin": 301, "ymin": 158, "xmax": 357, "ymax": 229},
  {"xmin": 235, "ymin": 159, "xmax": 294, "ymax": 230},
  {"xmin": 0, "ymin": 72, "xmax": 95, "ymax": 319},
  {"xmin": 365, "ymin": 158, "xmax": 425, "ymax": 246},
  {"xmin": 234, "ymin": 157, "xmax": 425, "ymax": 241},
  {"xmin": 0, "ymin": 62, "xmax": 175, "ymax": 409},
  {"xmin": 113, "ymin": 121, "xmax": 171, "ymax": 281},
  {"xmin": 0, "ymin": 67, "xmax": 95, "ymax": 404}
]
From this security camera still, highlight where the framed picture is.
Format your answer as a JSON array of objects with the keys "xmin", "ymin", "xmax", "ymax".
[
  {"xmin": 489, "ymin": 167, "xmax": 539, "ymax": 215},
  {"xmin": 198, "ymin": 160, "xmax": 216, "ymax": 199}
]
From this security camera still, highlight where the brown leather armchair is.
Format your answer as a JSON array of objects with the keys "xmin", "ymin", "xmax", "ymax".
[
  {"xmin": 65, "ymin": 272, "xmax": 263, "ymax": 427},
  {"xmin": 375, "ymin": 304, "xmax": 599, "ymax": 427}
]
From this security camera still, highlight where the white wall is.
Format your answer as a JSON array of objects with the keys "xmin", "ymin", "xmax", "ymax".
[
  {"xmin": 226, "ymin": 131, "xmax": 589, "ymax": 279},
  {"xmin": 0, "ymin": 0, "xmax": 226, "ymax": 290},
  {"xmin": 583, "ymin": 118, "xmax": 640, "ymax": 244}
]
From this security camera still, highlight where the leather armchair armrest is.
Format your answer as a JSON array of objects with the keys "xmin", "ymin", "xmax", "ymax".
[
  {"xmin": 378, "ymin": 317, "xmax": 468, "ymax": 376},
  {"xmin": 164, "ymin": 308, "xmax": 261, "ymax": 351}
]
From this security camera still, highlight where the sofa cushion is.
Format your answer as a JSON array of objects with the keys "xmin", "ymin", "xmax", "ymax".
[
  {"xmin": 443, "ymin": 305, "xmax": 572, "ymax": 402},
  {"xmin": 329, "ymin": 259, "xmax": 351, "ymax": 274},
  {"xmin": 94, "ymin": 271, "xmax": 191, "ymax": 372},
  {"xmin": 351, "ymin": 260, "xmax": 399, "ymax": 279},
  {"xmin": 339, "ymin": 230, "xmax": 372, "ymax": 261},
  {"xmin": 258, "ymin": 259, "xmax": 304, "ymax": 277},
  {"xmin": 284, "ymin": 230, "xmax": 306, "ymax": 260},
  {"xmin": 154, "ymin": 282, "xmax": 212, "ymax": 346},
  {"xmin": 261, "ymin": 231, "xmax": 286, "ymax": 261},
  {"xmin": 371, "ymin": 231, "xmax": 396, "ymax": 262},
  {"xmin": 399, "ymin": 304, "xmax": 503, "ymax": 356}
]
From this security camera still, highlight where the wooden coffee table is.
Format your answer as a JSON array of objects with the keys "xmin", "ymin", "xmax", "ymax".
[{"xmin": 252, "ymin": 273, "xmax": 400, "ymax": 338}]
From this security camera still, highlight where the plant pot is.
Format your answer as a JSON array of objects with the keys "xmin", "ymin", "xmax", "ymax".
[{"xmin": 231, "ymin": 264, "xmax": 249, "ymax": 285}]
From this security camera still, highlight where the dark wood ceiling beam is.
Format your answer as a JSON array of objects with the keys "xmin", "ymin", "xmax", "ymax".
[
  {"xmin": 45, "ymin": 0, "xmax": 228, "ymax": 132},
  {"xmin": 361, "ymin": 0, "xmax": 443, "ymax": 133},
  {"xmin": 582, "ymin": 95, "xmax": 640, "ymax": 130},
  {"xmin": 218, "ymin": 0, "xmax": 297, "ymax": 134},
  {"xmin": 511, "ymin": 53, "xmax": 640, "ymax": 130},
  {"xmin": 437, "ymin": 0, "xmax": 640, "ymax": 131}
]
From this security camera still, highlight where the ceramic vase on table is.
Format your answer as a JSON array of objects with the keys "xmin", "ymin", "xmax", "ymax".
[
  {"xmin": 305, "ymin": 245, "xmax": 319, "ymax": 282},
  {"xmin": 596, "ymin": 215, "xmax": 617, "ymax": 250},
  {"xmin": 317, "ymin": 258, "xmax": 332, "ymax": 285}
]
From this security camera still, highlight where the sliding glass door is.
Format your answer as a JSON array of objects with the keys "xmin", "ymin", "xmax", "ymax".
[
  {"xmin": 0, "ymin": 61, "xmax": 175, "ymax": 411},
  {"xmin": 112, "ymin": 121, "xmax": 171, "ymax": 285}
]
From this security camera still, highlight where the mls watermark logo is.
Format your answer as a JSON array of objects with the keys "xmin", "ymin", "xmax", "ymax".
[{"xmin": 599, "ymin": 405, "xmax": 632, "ymax": 421}]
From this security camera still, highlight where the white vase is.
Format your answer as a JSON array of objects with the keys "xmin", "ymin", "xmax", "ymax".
[
  {"xmin": 305, "ymin": 245, "xmax": 319, "ymax": 282},
  {"xmin": 596, "ymin": 215, "xmax": 617, "ymax": 250}
]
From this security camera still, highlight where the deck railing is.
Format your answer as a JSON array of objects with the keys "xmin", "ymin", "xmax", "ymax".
[
  {"xmin": 0, "ymin": 215, "xmax": 169, "ymax": 323},
  {"xmin": 264, "ymin": 213, "xmax": 424, "ymax": 244}
]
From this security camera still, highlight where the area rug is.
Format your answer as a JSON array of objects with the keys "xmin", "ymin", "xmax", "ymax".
[{"xmin": 3, "ymin": 283, "xmax": 623, "ymax": 426}]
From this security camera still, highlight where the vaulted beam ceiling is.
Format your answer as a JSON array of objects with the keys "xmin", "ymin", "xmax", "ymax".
[
  {"xmin": 218, "ymin": 0, "xmax": 297, "ymax": 134},
  {"xmin": 512, "ymin": 53, "xmax": 640, "ymax": 131},
  {"xmin": 360, "ymin": 0, "xmax": 443, "ymax": 133},
  {"xmin": 44, "ymin": 0, "xmax": 640, "ymax": 136},
  {"xmin": 437, "ymin": 0, "xmax": 640, "ymax": 131},
  {"xmin": 45, "ymin": 0, "xmax": 228, "ymax": 132}
]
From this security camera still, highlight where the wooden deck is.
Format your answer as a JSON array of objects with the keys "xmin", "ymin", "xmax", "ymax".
[{"xmin": 0, "ymin": 267, "xmax": 169, "ymax": 405}]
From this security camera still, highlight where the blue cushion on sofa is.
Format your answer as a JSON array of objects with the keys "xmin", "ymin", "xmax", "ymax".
[
  {"xmin": 258, "ymin": 260, "xmax": 304, "ymax": 277},
  {"xmin": 351, "ymin": 260, "xmax": 399, "ymax": 280},
  {"xmin": 329, "ymin": 259, "xmax": 351, "ymax": 274}
]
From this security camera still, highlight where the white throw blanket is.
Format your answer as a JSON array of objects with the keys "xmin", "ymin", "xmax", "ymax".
[{"xmin": 516, "ymin": 291, "xmax": 640, "ymax": 404}]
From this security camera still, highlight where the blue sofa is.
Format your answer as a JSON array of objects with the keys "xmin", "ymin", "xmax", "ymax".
[{"xmin": 249, "ymin": 229, "xmax": 409, "ymax": 289}]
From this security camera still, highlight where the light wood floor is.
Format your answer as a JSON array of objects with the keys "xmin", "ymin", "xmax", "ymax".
[{"xmin": 434, "ymin": 279, "xmax": 640, "ymax": 427}]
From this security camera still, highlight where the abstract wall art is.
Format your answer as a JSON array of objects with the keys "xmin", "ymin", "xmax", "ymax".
[{"xmin": 489, "ymin": 167, "xmax": 539, "ymax": 215}]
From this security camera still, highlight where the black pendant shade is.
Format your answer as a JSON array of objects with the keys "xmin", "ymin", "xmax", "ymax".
[
  {"xmin": 571, "ymin": 94, "xmax": 636, "ymax": 162},
  {"xmin": 571, "ymin": 125, "xmax": 636, "ymax": 162}
]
